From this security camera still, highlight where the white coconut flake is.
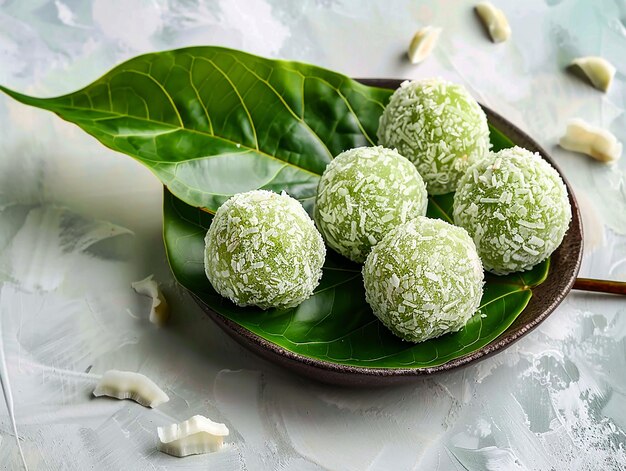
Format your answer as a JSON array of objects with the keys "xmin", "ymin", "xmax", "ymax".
[
  {"xmin": 131, "ymin": 275, "xmax": 169, "ymax": 326},
  {"xmin": 157, "ymin": 415, "xmax": 229, "ymax": 457},
  {"xmin": 407, "ymin": 26, "xmax": 442, "ymax": 64},
  {"xmin": 559, "ymin": 118, "xmax": 622, "ymax": 163},
  {"xmin": 475, "ymin": 1, "xmax": 511, "ymax": 43},
  {"xmin": 93, "ymin": 370, "xmax": 169, "ymax": 408},
  {"xmin": 570, "ymin": 56, "xmax": 616, "ymax": 92}
]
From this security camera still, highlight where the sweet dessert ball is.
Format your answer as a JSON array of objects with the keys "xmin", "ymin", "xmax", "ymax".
[
  {"xmin": 314, "ymin": 146, "xmax": 428, "ymax": 263},
  {"xmin": 204, "ymin": 190, "xmax": 325, "ymax": 309},
  {"xmin": 377, "ymin": 79, "xmax": 490, "ymax": 195},
  {"xmin": 453, "ymin": 146, "xmax": 571, "ymax": 275},
  {"xmin": 363, "ymin": 217, "xmax": 484, "ymax": 343}
]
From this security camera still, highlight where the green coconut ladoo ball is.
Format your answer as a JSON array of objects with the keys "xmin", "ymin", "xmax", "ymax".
[
  {"xmin": 453, "ymin": 146, "xmax": 571, "ymax": 275},
  {"xmin": 314, "ymin": 146, "xmax": 428, "ymax": 263},
  {"xmin": 377, "ymin": 79, "xmax": 490, "ymax": 195},
  {"xmin": 363, "ymin": 217, "xmax": 484, "ymax": 343},
  {"xmin": 204, "ymin": 190, "xmax": 326, "ymax": 309}
]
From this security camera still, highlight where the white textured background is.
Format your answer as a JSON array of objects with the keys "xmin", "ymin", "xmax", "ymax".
[{"xmin": 1, "ymin": 0, "xmax": 625, "ymax": 469}]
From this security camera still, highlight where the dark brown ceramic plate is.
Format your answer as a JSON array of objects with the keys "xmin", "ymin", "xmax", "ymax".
[{"xmin": 192, "ymin": 78, "xmax": 583, "ymax": 386}]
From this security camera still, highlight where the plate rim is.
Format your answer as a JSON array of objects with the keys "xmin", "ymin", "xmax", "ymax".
[{"xmin": 190, "ymin": 78, "xmax": 584, "ymax": 385}]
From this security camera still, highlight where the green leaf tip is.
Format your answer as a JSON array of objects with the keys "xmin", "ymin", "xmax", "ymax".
[{"xmin": 0, "ymin": 46, "xmax": 392, "ymax": 213}]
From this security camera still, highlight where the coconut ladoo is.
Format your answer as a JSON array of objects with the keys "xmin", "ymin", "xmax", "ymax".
[
  {"xmin": 204, "ymin": 190, "xmax": 326, "ymax": 309},
  {"xmin": 363, "ymin": 217, "xmax": 484, "ymax": 343},
  {"xmin": 315, "ymin": 146, "xmax": 428, "ymax": 263},
  {"xmin": 377, "ymin": 79, "xmax": 490, "ymax": 195},
  {"xmin": 453, "ymin": 146, "xmax": 571, "ymax": 275}
]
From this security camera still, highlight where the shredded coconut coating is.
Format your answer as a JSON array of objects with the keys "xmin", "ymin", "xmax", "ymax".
[
  {"xmin": 204, "ymin": 190, "xmax": 326, "ymax": 309},
  {"xmin": 453, "ymin": 146, "xmax": 571, "ymax": 275},
  {"xmin": 377, "ymin": 79, "xmax": 490, "ymax": 195},
  {"xmin": 363, "ymin": 217, "xmax": 484, "ymax": 343},
  {"xmin": 314, "ymin": 146, "xmax": 428, "ymax": 263}
]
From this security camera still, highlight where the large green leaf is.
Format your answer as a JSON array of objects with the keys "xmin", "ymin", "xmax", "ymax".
[
  {"xmin": 163, "ymin": 187, "xmax": 549, "ymax": 369},
  {"xmin": 2, "ymin": 46, "xmax": 550, "ymax": 368},
  {"xmin": 0, "ymin": 46, "xmax": 518, "ymax": 215},
  {"xmin": 0, "ymin": 46, "xmax": 391, "ymax": 213}
]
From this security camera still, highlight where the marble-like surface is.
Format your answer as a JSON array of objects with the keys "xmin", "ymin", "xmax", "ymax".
[{"xmin": 1, "ymin": 0, "xmax": 625, "ymax": 469}]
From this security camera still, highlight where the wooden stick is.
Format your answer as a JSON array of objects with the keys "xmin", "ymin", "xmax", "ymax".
[{"xmin": 573, "ymin": 278, "xmax": 626, "ymax": 295}]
